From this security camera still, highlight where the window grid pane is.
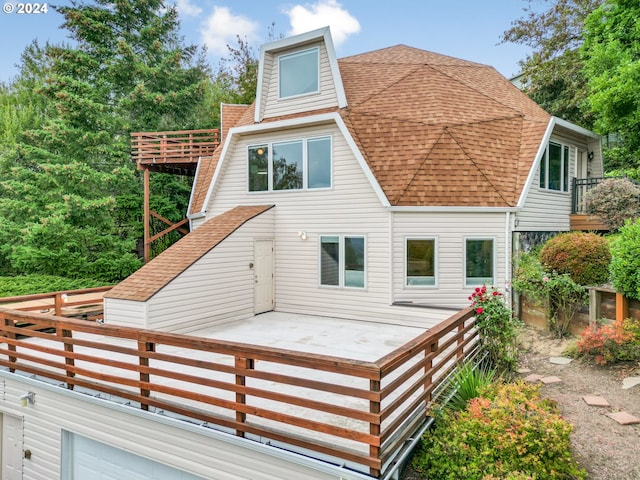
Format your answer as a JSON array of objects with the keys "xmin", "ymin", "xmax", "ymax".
[
  {"xmin": 344, "ymin": 236, "xmax": 365, "ymax": 288},
  {"xmin": 548, "ymin": 143, "xmax": 562, "ymax": 191},
  {"xmin": 272, "ymin": 141, "xmax": 303, "ymax": 190},
  {"xmin": 406, "ymin": 239, "xmax": 435, "ymax": 286},
  {"xmin": 308, "ymin": 137, "xmax": 331, "ymax": 188},
  {"xmin": 563, "ymin": 145, "xmax": 570, "ymax": 192},
  {"xmin": 248, "ymin": 145, "xmax": 268, "ymax": 192},
  {"xmin": 466, "ymin": 239, "xmax": 494, "ymax": 285},
  {"xmin": 320, "ymin": 236, "xmax": 339, "ymax": 286},
  {"xmin": 279, "ymin": 49, "xmax": 319, "ymax": 98}
]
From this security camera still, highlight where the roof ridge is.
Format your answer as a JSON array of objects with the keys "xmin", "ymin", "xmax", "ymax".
[
  {"xmin": 429, "ymin": 63, "xmax": 548, "ymax": 121},
  {"xmin": 394, "ymin": 127, "xmax": 447, "ymax": 205},
  {"xmin": 446, "ymin": 127, "xmax": 512, "ymax": 205},
  {"xmin": 347, "ymin": 63, "xmax": 426, "ymax": 109},
  {"xmin": 345, "ymin": 109, "xmax": 526, "ymax": 130}
]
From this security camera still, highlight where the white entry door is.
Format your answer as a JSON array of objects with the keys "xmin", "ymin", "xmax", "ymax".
[
  {"xmin": 1, "ymin": 414, "xmax": 23, "ymax": 480},
  {"xmin": 254, "ymin": 239, "xmax": 274, "ymax": 314}
]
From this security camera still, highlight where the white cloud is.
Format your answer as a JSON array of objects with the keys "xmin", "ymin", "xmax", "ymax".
[
  {"xmin": 176, "ymin": 0, "xmax": 203, "ymax": 17},
  {"xmin": 285, "ymin": 0, "xmax": 360, "ymax": 46},
  {"xmin": 200, "ymin": 6, "xmax": 259, "ymax": 56}
]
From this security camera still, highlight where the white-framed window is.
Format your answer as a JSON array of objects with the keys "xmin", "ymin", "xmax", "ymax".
[
  {"xmin": 405, "ymin": 238, "xmax": 437, "ymax": 287},
  {"xmin": 539, "ymin": 141, "xmax": 571, "ymax": 192},
  {"xmin": 248, "ymin": 136, "xmax": 331, "ymax": 192},
  {"xmin": 279, "ymin": 47, "xmax": 319, "ymax": 99},
  {"xmin": 320, "ymin": 235, "xmax": 366, "ymax": 289},
  {"xmin": 465, "ymin": 237, "xmax": 495, "ymax": 287}
]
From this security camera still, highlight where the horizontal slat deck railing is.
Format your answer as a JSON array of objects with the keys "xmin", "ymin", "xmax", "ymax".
[
  {"xmin": 131, "ymin": 129, "xmax": 220, "ymax": 166},
  {"xmin": 0, "ymin": 306, "xmax": 478, "ymax": 478},
  {"xmin": 0, "ymin": 286, "xmax": 111, "ymax": 317},
  {"xmin": 376, "ymin": 308, "xmax": 478, "ymax": 468}
]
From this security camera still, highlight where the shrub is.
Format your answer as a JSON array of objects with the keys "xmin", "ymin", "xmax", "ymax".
[
  {"xmin": 0, "ymin": 274, "xmax": 106, "ymax": 297},
  {"xmin": 539, "ymin": 232, "xmax": 611, "ymax": 286},
  {"xmin": 610, "ymin": 219, "xmax": 640, "ymax": 300},
  {"xmin": 447, "ymin": 361, "xmax": 496, "ymax": 412},
  {"xmin": 412, "ymin": 382, "xmax": 586, "ymax": 480},
  {"xmin": 469, "ymin": 286, "xmax": 520, "ymax": 372},
  {"xmin": 576, "ymin": 318, "xmax": 640, "ymax": 365},
  {"xmin": 513, "ymin": 251, "xmax": 587, "ymax": 337},
  {"xmin": 584, "ymin": 177, "xmax": 640, "ymax": 230}
]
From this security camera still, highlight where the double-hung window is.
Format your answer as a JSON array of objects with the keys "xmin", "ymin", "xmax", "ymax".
[
  {"xmin": 248, "ymin": 136, "xmax": 331, "ymax": 192},
  {"xmin": 465, "ymin": 238, "xmax": 495, "ymax": 286},
  {"xmin": 539, "ymin": 141, "xmax": 571, "ymax": 192},
  {"xmin": 320, "ymin": 235, "xmax": 365, "ymax": 288},
  {"xmin": 279, "ymin": 48, "xmax": 319, "ymax": 99},
  {"xmin": 406, "ymin": 238, "xmax": 437, "ymax": 286}
]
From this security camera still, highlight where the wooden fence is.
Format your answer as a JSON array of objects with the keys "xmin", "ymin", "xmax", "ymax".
[{"xmin": 0, "ymin": 306, "xmax": 478, "ymax": 477}]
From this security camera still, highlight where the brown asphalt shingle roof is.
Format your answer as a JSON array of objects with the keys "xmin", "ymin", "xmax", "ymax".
[
  {"xmin": 190, "ymin": 43, "xmax": 551, "ymax": 213},
  {"xmin": 338, "ymin": 45, "xmax": 550, "ymax": 207},
  {"xmin": 105, "ymin": 205, "xmax": 274, "ymax": 302}
]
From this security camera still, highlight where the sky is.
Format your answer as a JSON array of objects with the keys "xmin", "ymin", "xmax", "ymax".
[{"xmin": 0, "ymin": 0, "xmax": 544, "ymax": 84}]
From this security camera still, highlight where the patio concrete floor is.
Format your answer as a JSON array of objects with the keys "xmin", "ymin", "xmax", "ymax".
[{"xmin": 194, "ymin": 310, "xmax": 446, "ymax": 361}]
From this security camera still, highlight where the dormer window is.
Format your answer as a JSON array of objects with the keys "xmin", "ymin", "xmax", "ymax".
[{"xmin": 279, "ymin": 48, "xmax": 319, "ymax": 99}]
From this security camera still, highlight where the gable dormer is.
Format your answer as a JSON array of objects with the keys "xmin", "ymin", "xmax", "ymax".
[{"xmin": 254, "ymin": 27, "xmax": 347, "ymax": 123}]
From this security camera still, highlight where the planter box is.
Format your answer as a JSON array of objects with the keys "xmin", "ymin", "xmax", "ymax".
[{"xmin": 518, "ymin": 289, "xmax": 640, "ymax": 336}]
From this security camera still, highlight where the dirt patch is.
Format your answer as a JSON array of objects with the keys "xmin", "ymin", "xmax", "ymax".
[{"xmin": 401, "ymin": 326, "xmax": 640, "ymax": 479}]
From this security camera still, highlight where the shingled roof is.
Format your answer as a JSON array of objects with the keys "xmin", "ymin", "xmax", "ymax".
[
  {"xmin": 190, "ymin": 44, "xmax": 551, "ymax": 213},
  {"xmin": 337, "ymin": 45, "xmax": 550, "ymax": 207},
  {"xmin": 105, "ymin": 205, "xmax": 274, "ymax": 302}
]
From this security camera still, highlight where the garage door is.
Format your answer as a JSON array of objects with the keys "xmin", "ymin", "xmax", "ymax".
[{"xmin": 64, "ymin": 432, "xmax": 205, "ymax": 480}]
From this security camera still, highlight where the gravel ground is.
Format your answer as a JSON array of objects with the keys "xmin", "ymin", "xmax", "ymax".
[{"xmin": 400, "ymin": 326, "xmax": 640, "ymax": 479}]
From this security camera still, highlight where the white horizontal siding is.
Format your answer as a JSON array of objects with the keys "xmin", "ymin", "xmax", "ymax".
[
  {"xmin": 204, "ymin": 123, "xmax": 437, "ymax": 326},
  {"xmin": 103, "ymin": 298, "xmax": 147, "ymax": 328},
  {"xmin": 261, "ymin": 42, "xmax": 339, "ymax": 120},
  {"xmin": 145, "ymin": 210, "xmax": 275, "ymax": 333},
  {"xmin": 1, "ymin": 374, "xmax": 368, "ymax": 480},
  {"xmin": 517, "ymin": 133, "xmax": 576, "ymax": 232},
  {"xmin": 392, "ymin": 212, "xmax": 508, "ymax": 309}
]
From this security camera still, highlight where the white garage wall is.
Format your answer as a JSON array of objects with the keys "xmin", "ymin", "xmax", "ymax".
[{"xmin": 1, "ymin": 375, "xmax": 372, "ymax": 480}]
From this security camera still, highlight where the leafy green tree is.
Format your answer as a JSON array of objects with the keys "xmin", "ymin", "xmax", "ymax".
[
  {"xmin": 582, "ymin": 0, "xmax": 640, "ymax": 171},
  {"xmin": 0, "ymin": 0, "xmax": 214, "ymax": 281},
  {"xmin": 502, "ymin": 0, "xmax": 603, "ymax": 126}
]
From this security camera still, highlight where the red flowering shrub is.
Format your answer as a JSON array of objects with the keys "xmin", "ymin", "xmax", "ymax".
[
  {"xmin": 576, "ymin": 319, "xmax": 640, "ymax": 365},
  {"xmin": 469, "ymin": 286, "xmax": 520, "ymax": 372}
]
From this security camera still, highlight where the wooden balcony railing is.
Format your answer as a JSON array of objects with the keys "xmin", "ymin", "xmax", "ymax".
[
  {"xmin": 131, "ymin": 129, "xmax": 220, "ymax": 172},
  {"xmin": 0, "ymin": 306, "xmax": 478, "ymax": 478},
  {"xmin": 0, "ymin": 286, "xmax": 111, "ymax": 318}
]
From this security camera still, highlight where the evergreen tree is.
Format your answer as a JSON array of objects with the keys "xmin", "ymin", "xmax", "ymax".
[{"xmin": 0, "ymin": 0, "xmax": 214, "ymax": 281}]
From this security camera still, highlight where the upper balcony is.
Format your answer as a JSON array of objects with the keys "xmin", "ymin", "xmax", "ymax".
[
  {"xmin": 570, "ymin": 177, "xmax": 611, "ymax": 231},
  {"xmin": 131, "ymin": 129, "xmax": 220, "ymax": 175}
]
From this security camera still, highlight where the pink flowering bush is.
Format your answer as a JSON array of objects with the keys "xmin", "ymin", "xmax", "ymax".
[{"xmin": 469, "ymin": 285, "xmax": 520, "ymax": 372}]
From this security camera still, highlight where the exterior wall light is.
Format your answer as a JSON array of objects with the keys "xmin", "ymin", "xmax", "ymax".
[
  {"xmin": 297, "ymin": 231, "xmax": 307, "ymax": 240},
  {"xmin": 20, "ymin": 392, "xmax": 36, "ymax": 407}
]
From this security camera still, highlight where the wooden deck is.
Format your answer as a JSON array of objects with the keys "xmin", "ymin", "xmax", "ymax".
[
  {"xmin": 131, "ymin": 129, "xmax": 220, "ymax": 174},
  {"xmin": 0, "ymin": 305, "xmax": 478, "ymax": 478},
  {"xmin": 131, "ymin": 129, "xmax": 221, "ymax": 262},
  {"xmin": 569, "ymin": 214, "xmax": 610, "ymax": 231}
]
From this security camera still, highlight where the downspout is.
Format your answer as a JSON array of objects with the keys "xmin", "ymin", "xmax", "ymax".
[
  {"xmin": 505, "ymin": 211, "xmax": 512, "ymax": 307},
  {"xmin": 389, "ymin": 208, "xmax": 394, "ymax": 306},
  {"xmin": 381, "ymin": 417, "xmax": 436, "ymax": 480}
]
